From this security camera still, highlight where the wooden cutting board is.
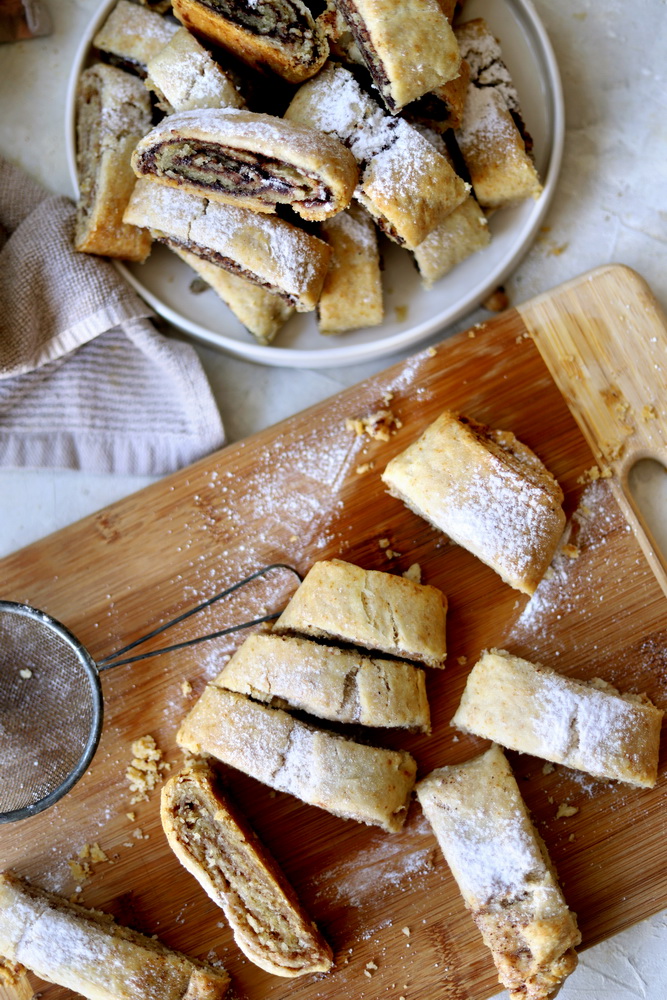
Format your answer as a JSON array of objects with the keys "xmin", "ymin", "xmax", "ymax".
[{"xmin": 2, "ymin": 264, "xmax": 667, "ymax": 1000}]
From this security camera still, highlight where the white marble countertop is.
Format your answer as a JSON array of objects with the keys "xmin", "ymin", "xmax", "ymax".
[{"xmin": 1, "ymin": 2, "xmax": 667, "ymax": 997}]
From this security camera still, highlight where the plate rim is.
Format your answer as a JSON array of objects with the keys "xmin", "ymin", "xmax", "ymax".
[{"xmin": 65, "ymin": 0, "xmax": 565, "ymax": 370}]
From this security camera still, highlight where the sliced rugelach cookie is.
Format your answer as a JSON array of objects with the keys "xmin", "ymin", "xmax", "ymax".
[
  {"xmin": 0, "ymin": 870, "xmax": 230, "ymax": 1000},
  {"xmin": 382, "ymin": 410, "xmax": 565, "ymax": 595},
  {"xmin": 75, "ymin": 63, "xmax": 153, "ymax": 261},
  {"xmin": 145, "ymin": 27, "xmax": 245, "ymax": 113},
  {"xmin": 272, "ymin": 558, "xmax": 448, "ymax": 668},
  {"xmin": 93, "ymin": 0, "xmax": 178, "ymax": 76},
  {"xmin": 454, "ymin": 18, "xmax": 542, "ymax": 208},
  {"xmin": 161, "ymin": 761, "xmax": 333, "ymax": 977},
  {"xmin": 286, "ymin": 63, "xmax": 469, "ymax": 248},
  {"xmin": 172, "ymin": 246, "xmax": 294, "ymax": 344},
  {"xmin": 172, "ymin": 0, "xmax": 330, "ymax": 83},
  {"xmin": 452, "ymin": 648, "xmax": 663, "ymax": 787},
  {"xmin": 417, "ymin": 745, "xmax": 581, "ymax": 1000},
  {"xmin": 131, "ymin": 108, "xmax": 358, "ymax": 222},
  {"xmin": 317, "ymin": 203, "xmax": 383, "ymax": 334},
  {"xmin": 216, "ymin": 632, "xmax": 431, "ymax": 731},
  {"xmin": 331, "ymin": 0, "xmax": 461, "ymax": 112},
  {"xmin": 176, "ymin": 686, "xmax": 417, "ymax": 832},
  {"xmin": 123, "ymin": 178, "xmax": 331, "ymax": 311}
]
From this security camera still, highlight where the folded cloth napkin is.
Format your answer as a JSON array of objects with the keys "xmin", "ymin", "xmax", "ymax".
[{"xmin": 0, "ymin": 156, "xmax": 225, "ymax": 474}]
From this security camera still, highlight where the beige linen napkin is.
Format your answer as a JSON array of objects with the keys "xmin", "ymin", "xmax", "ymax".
[{"xmin": 0, "ymin": 156, "xmax": 225, "ymax": 474}]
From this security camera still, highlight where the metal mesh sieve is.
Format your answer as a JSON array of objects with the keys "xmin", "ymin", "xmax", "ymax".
[
  {"xmin": 0, "ymin": 564, "xmax": 301, "ymax": 823},
  {"xmin": 0, "ymin": 602, "xmax": 102, "ymax": 822}
]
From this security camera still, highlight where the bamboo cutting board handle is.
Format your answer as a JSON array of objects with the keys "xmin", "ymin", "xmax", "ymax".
[{"xmin": 518, "ymin": 264, "xmax": 667, "ymax": 598}]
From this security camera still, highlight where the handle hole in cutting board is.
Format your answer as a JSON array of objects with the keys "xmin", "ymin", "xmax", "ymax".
[{"xmin": 627, "ymin": 458, "xmax": 667, "ymax": 561}]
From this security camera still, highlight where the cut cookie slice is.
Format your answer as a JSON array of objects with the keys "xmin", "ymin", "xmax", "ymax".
[
  {"xmin": 272, "ymin": 558, "xmax": 447, "ymax": 668},
  {"xmin": 75, "ymin": 63, "xmax": 153, "ymax": 261},
  {"xmin": 171, "ymin": 0, "xmax": 330, "ymax": 83},
  {"xmin": 176, "ymin": 686, "xmax": 417, "ymax": 831},
  {"xmin": 417, "ymin": 744, "xmax": 580, "ymax": 1000},
  {"xmin": 317, "ymin": 204, "xmax": 383, "ymax": 334},
  {"xmin": 123, "ymin": 179, "xmax": 331, "ymax": 311},
  {"xmin": 217, "ymin": 632, "xmax": 431, "ymax": 731},
  {"xmin": 285, "ymin": 63, "xmax": 469, "ymax": 249},
  {"xmin": 452, "ymin": 648, "xmax": 663, "ymax": 788},
  {"xmin": 132, "ymin": 108, "xmax": 358, "ymax": 222},
  {"xmin": 145, "ymin": 27, "xmax": 245, "ymax": 113},
  {"xmin": 93, "ymin": 0, "xmax": 178, "ymax": 76},
  {"xmin": 161, "ymin": 761, "xmax": 333, "ymax": 977},
  {"xmin": 0, "ymin": 870, "xmax": 230, "ymax": 1000},
  {"xmin": 332, "ymin": 0, "xmax": 461, "ymax": 113},
  {"xmin": 454, "ymin": 18, "xmax": 542, "ymax": 208},
  {"xmin": 382, "ymin": 410, "xmax": 565, "ymax": 595},
  {"xmin": 172, "ymin": 246, "xmax": 294, "ymax": 344}
]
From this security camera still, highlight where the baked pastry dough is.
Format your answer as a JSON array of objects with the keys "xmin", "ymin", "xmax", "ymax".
[
  {"xmin": 75, "ymin": 64, "xmax": 152, "ymax": 262},
  {"xmin": 172, "ymin": 0, "xmax": 330, "ymax": 83},
  {"xmin": 0, "ymin": 870, "xmax": 230, "ymax": 1000},
  {"xmin": 409, "ymin": 129, "xmax": 490, "ymax": 285},
  {"xmin": 318, "ymin": 203, "xmax": 383, "ymax": 334},
  {"xmin": 285, "ymin": 63, "xmax": 469, "ymax": 249},
  {"xmin": 413, "ymin": 194, "xmax": 489, "ymax": 285},
  {"xmin": 452, "ymin": 648, "xmax": 663, "ymax": 787},
  {"xmin": 272, "ymin": 558, "xmax": 447, "ymax": 668},
  {"xmin": 406, "ymin": 59, "xmax": 470, "ymax": 133},
  {"xmin": 332, "ymin": 0, "xmax": 461, "ymax": 113},
  {"xmin": 217, "ymin": 632, "xmax": 431, "ymax": 731},
  {"xmin": 382, "ymin": 411, "xmax": 565, "ymax": 595},
  {"xmin": 93, "ymin": 0, "xmax": 178, "ymax": 76},
  {"xmin": 416, "ymin": 745, "xmax": 580, "ymax": 1000},
  {"xmin": 177, "ymin": 686, "xmax": 417, "ymax": 831},
  {"xmin": 145, "ymin": 27, "xmax": 245, "ymax": 114},
  {"xmin": 173, "ymin": 246, "xmax": 294, "ymax": 344},
  {"xmin": 132, "ymin": 108, "xmax": 358, "ymax": 222},
  {"xmin": 454, "ymin": 19, "xmax": 542, "ymax": 209},
  {"xmin": 161, "ymin": 761, "xmax": 333, "ymax": 977},
  {"xmin": 123, "ymin": 178, "xmax": 331, "ymax": 311}
]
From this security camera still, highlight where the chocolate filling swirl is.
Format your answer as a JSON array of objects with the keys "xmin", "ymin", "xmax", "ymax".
[{"xmin": 135, "ymin": 139, "xmax": 330, "ymax": 211}]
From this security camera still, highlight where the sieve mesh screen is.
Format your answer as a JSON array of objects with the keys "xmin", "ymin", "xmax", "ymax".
[{"xmin": 0, "ymin": 606, "xmax": 100, "ymax": 817}]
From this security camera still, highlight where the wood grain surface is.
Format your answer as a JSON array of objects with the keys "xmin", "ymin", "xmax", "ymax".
[{"xmin": 1, "ymin": 265, "xmax": 666, "ymax": 1000}]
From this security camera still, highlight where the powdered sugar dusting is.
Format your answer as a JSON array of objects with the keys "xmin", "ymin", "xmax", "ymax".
[
  {"xmin": 436, "ymin": 805, "xmax": 547, "ymax": 906},
  {"xmin": 146, "ymin": 29, "xmax": 244, "ymax": 113},
  {"xmin": 456, "ymin": 19, "xmax": 521, "ymax": 115}
]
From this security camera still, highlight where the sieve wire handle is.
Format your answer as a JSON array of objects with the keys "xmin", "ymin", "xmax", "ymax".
[{"xmin": 96, "ymin": 563, "xmax": 302, "ymax": 671}]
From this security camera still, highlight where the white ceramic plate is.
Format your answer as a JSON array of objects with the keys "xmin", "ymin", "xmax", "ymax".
[{"xmin": 66, "ymin": 0, "xmax": 564, "ymax": 368}]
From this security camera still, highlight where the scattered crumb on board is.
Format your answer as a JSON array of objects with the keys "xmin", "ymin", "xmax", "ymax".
[{"xmin": 126, "ymin": 734, "xmax": 168, "ymax": 804}]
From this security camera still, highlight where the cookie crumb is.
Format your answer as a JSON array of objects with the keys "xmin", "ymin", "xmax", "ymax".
[
  {"xmin": 345, "ymin": 407, "xmax": 402, "ymax": 441},
  {"xmin": 456, "ymin": 655, "xmax": 468, "ymax": 666},
  {"xmin": 426, "ymin": 346, "xmax": 437, "ymax": 357},
  {"xmin": 126, "ymin": 734, "xmax": 167, "ymax": 804},
  {"xmin": 542, "ymin": 762, "xmax": 555, "ymax": 775},
  {"xmin": 556, "ymin": 803, "xmax": 579, "ymax": 819},
  {"xmin": 19, "ymin": 668, "xmax": 32, "ymax": 679},
  {"xmin": 355, "ymin": 462, "xmax": 374, "ymax": 475},
  {"xmin": 126, "ymin": 812, "xmax": 136, "ymax": 822},
  {"xmin": 180, "ymin": 680, "xmax": 193, "ymax": 697},
  {"xmin": 641, "ymin": 404, "xmax": 657, "ymax": 422},
  {"xmin": 401, "ymin": 926, "xmax": 411, "ymax": 937},
  {"xmin": 577, "ymin": 464, "xmax": 612, "ymax": 485},
  {"xmin": 402, "ymin": 563, "xmax": 422, "ymax": 584},
  {"xmin": 562, "ymin": 543, "xmax": 580, "ymax": 559},
  {"xmin": 378, "ymin": 538, "xmax": 390, "ymax": 549},
  {"xmin": 67, "ymin": 860, "xmax": 91, "ymax": 883}
]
